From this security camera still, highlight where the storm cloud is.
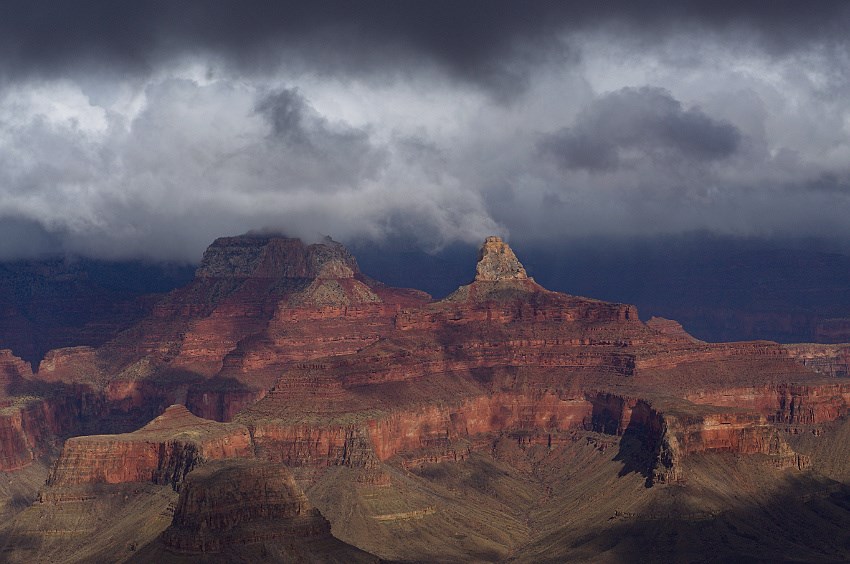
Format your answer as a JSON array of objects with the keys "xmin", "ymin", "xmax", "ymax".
[
  {"xmin": 1, "ymin": 2, "xmax": 850, "ymax": 80},
  {"xmin": 0, "ymin": 2, "xmax": 849, "ymax": 260},
  {"xmin": 542, "ymin": 87, "xmax": 741, "ymax": 171}
]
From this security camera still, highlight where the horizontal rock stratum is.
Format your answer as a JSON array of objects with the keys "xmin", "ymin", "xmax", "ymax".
[
  {"xmin": 3, "ymin": 233, "xmax": 850, "ymax": 560},
  {"xmin": 34, "ymin": 235, "xmax": 850, "ymax": 484}
]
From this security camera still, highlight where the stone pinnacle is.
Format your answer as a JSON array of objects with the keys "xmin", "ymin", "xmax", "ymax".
[{"xmin": 474, "ymin": 236, "xmax": 528, "ymax": 282}]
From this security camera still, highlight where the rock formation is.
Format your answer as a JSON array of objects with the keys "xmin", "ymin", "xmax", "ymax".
[
  {"xmin": 474, "ymin": 235, "xmax": 529, "ymax": 281},
  {"xmin": 5, "ymin": 233, "xmax": 850, "ymax": 562},
  {"xmin": 161, "ymin": 459, "xmax": 328, "ymax": 552},
  {"xmin": 29, "ymin": 236, "xmax": 850, "ymax": 486},
  {"xmin": 47, "ymin": 405, "xmax": 252, "ymax": 489},
  {"xmin": 646, "ymin": 316, "xmax": 698, "ymax": 340}
]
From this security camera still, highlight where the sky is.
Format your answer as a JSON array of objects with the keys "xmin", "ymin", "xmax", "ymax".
[{"xmin": 0, "ymin": 1, "xmax": 849, "ymax": 261}]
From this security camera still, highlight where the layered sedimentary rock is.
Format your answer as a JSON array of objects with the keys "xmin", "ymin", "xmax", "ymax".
[
  {"xmin": 0, "ymin": 235, "xmax": 428, "ymax": 472},
  {"xmin": 0, "ymin": 349, "xmax": 32, "ymax": 392},
  {"xmin": 685, "ymin": 382, "xmax": 850, "ymax": 425},
  {"xmin": 140, "ymin": 234, "xmax": 426, "ymax": 386},
  {"xmin": 150, "ymin": 459, "xmax": 379, "ymax": 561},
  {"xmin": 646, "ymin": 316, "xmax": 698, "ymax": 340},
  {"xmin": 161, "ymin": 459, "xmax": 327, "ymax": 552},
  {"xmin": 474, "ymin": 236, "xmax": 529, "ymax": 281},
  {"xmin": 47, "ymin": 405, "xmax": 252, "ymax": 489},
  {"xmin": 28, "ymin": 235, "xmax": 850, "ymax": 497},
  {"xmin": 0, "ymin": 400, "xmax": 53, "ymax": 471},
  {"xmin": 0, "ymin": 350, "xmax": 56, "ymax": 471},
  {"xmin": 784, "ymin": 343, "xmax": 850, "ymax": 377},
  {"xmin": 7, "ymin": 234, "xmax": 850, "ymax": 564}
]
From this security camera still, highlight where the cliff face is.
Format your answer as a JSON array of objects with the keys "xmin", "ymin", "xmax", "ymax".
[
  {"xmin": 21, "ymin": 235, "xmax": 850, "ymax": 499},
  {"xmin": 0, "ymin": 350, "xmax": 68, "ymax": 471},
  {"xmin": 474, "ymin": 236, "xmax": 529, "ymax": 282},
  {"xmin": 8, "ymin": 234, "xmax": 850, "ymax": 563},
  {"xmin": 225, "ymin": 236, "xmax": 844, "ymax": 486},
  {"xmin": 0, "ymin": 349, "xmax": 32, "ymax": 391},
  {"xmin": 161, "ymin": 459, "xmax": 328, "ymax": 552},
  {"xmin": 138, "ymin": 234, "xmax": 426, "ymax": 383},
  {"xmin": 195, "ymin": 235, "xmax": 359, "ymax": 279},
  {"xmin": 783, "ymin": 343, "xmax": 850, "ymax": 377},
  {"xmin": 0, "ymin": 400, "xmax": 53, "ymax": 471},
  {"xmin": 0, "ymin": 234, "xmax": 426, "ymax": 471},
  {"xmin": 47, "ymin": 405, "xmax": 252, "ymax": 489},
  {"xmin": 686, "ymin": 382, "xmax": 850, "ymax": 425},
  {"xmin": 646, "ymin": 316, "xmax": 698, "ymax": 340}
]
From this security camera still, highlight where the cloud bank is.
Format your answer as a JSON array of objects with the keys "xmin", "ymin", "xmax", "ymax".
[{"xmin": 0, "ymin": 2, "xmax": 849, "ymax": 260}]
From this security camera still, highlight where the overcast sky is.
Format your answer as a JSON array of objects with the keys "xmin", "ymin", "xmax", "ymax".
[{"xmin": 0, "ymin": 1, "xmax": 849, "ymax": 260}]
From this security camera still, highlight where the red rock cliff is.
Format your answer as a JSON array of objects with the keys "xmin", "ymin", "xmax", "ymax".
[{"xmin": 47, "ymin": 405, "xmax": 252, "ymax": 489}]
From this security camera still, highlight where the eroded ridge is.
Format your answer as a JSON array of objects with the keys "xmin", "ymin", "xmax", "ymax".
[
  {"xmin": 38, "ymin": 236, "xmax": 850, "ymax": 492},
  {"xmin": 161, "ymin": 459, "xmax": 329, "ymax": 552},
  {"xmin": 7, "ymin": 235, "xmax": 850, "ymax": 562},
  {"xmin": 47, "ymin": 405, "xmax": 252, "ymax": 489}
]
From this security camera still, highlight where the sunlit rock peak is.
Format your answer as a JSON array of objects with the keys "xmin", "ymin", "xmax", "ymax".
[{"xmin": 474, "ymin": 236, "xmax": 528, "ymax": 282}]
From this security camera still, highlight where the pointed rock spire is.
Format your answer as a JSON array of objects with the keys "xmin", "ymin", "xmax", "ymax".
[{"xmin": 474, "ymin": 236, "xmax": 528, "ymax": 282}]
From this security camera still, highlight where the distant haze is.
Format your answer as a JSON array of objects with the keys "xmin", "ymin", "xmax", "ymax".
[{"xmin": 0, "ymin": 1, "xmax": 849, "ymax": 260}]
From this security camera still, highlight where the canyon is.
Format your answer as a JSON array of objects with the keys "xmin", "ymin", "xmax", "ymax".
[{"xmin": 2, "ymin": 233, "xmax": 850, "ymax": 561}]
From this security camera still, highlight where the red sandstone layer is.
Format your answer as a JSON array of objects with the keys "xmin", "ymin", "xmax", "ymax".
[
  {"xmin": 20, "ymin": 235, "xmax": 850, "ymax": 490},
  {"xmin": 47, "ymin": 405, "xmax": 252, "ymax": 488}
]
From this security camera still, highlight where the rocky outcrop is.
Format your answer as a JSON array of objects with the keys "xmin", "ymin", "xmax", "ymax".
[
  {"xmin": 161, "ymin": 459, "xmax": 329, "ymax": 552},
  {"xmin": 241, "ymin": 389, "xmax": 594, "ymax": 471},
  {"xmin": 139, "ymin": 233, "xmax": 427, "ymax": 385},
  {"xmin": 646, "ymin": 316, "xmax": 698, "ymax": 340},
  {"xmin": 784, "ymin": 343, "xmax": 850, "ymax": 377},
  {"xmin": 475, "ymin": 236, "xmax": 529, "ymax": 281},
  {"xmin": 0, "ymin": 400, "xmax": 54, "ymax": 471},
  {"xmin": 650, "ymin": 407, "xmax": 811, "ymax": 485},
  {"xmin": 0, "ymin": 234, "xmax": 426, "ymax": 472},
  {"xmin": 201, "ymin": 237, "xmax": 846, "ymax": 483},
  {"xmin": 185, "ymin": 387, "xmax": 268, "ymax": 422},
  {"xmin": 0, "ymin": 349, "xmax": 32, "ymax": 392},
  {"xmin": 0, "ymin": 350, "xmax": 63, "ymax": 471},
  {"xmin": 35, "ymin": 346, "xmax": 100, "ymax": 384},
  {"xmin": 581, "ymin": 394, "xmax": 811, "ymax": 485},
  {"xmin": 22, "ymin": 235, "xmax": 850, "ymax": 491},
  {"xmin": 686, "ymin": 382, "xmax": 850, "ymax": 426},
  {"xmin": 153, "ymin": 459, "xmax": 378, "ymax": 562},
  {"xmin": 195, "ymin": 234, "xmax": 359, "ymax": 280},
  {"xmin": 47, "ymin": 405, "xmax": 252, "ymax": 489},
  {"xmin": 8, "ymin": 234, "xmax": 850, "ymax": 563}
]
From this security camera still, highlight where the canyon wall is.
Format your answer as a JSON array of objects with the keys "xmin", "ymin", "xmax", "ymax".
[
  {"xmin": 162, "ymin": 459, "xmax": 325, "ymax": 552},
  {"xmin": 47, "ymin": 406, "xmax": 252, "ymax": 489}
]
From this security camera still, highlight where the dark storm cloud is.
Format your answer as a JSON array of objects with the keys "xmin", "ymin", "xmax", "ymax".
[
  {"xmin": 802, "ymin": 171, "xmax": 850, "ymax": 195},
  {"xmin": 1, "ymin": 2, "xmax": 850, "ymax": 260},
  {"xmin": 257, "ymin": 89, "xmax": 309, "ymax": 140},
  {"xmin": 1, "ymin": 1, "xmax": 849, "ymax": 89},
  {"xmin": 253, "ymin": 87, "xmax": 385, "ymax": 191},
  {"xmin": 542, "ymin": 87, "xmax": 741, "ymax": 171},
  {"xmin": 0, "ymin": 0, "xmax": 573, "ymax": 90}
]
